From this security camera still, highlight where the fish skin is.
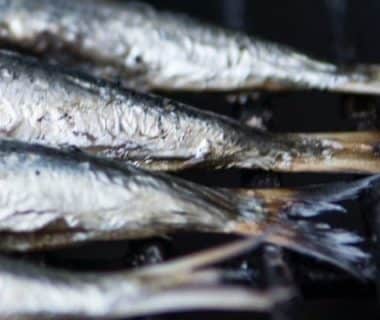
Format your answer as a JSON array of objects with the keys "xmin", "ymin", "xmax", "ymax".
[
  {"xmin": 0, "ymin": 139, "xmax": 371, "ymax": 281},
  {"xmin": 0, "ymin": 0, "xmax": 375, "ymax": 93},
  {"xmin": 0, "ymin": 49, "xmax": 368, "ymax": 174},
  {"xmin": 0, "ymin": 238, "xmax": 292, "ymax": 319},
  {"xmin": 0, "ymin": 139, "xmax": 265, "ymax": 251}
]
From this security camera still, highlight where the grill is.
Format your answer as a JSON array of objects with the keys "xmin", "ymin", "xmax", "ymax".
[{"xmin": 7, "ymin": 1, "xmax": 380, "ymax": 319}]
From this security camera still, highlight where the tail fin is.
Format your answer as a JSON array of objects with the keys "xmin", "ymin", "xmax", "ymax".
[
  {"xmin": 136, "ymin": 214, "xmax": 371, "ymax": 280},
  {"xmin": 231, "ymin": 176, "xmax": 377, "ymax": 279},
  {"xmin": 233, "ymin": 174, "xmax": 380, "ymax": 217},
  {"xmin": 233, "ymin": 221, "xmax": 372, "ymax": 280},
  {"xmin": 275, "ymin": 131, "xmax": 380, "ymax": 174},
  {"xmin": 333, "ymin": 65, "xmax": 380, "ymax": 95}
]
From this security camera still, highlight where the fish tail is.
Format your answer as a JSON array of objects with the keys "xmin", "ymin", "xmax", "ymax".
[
  {"xmin": 276, "ymin": 131, "xmax": 380, "ymax": 174},
  {"xmin": 234, "ymin": 173, "xmax": 380, "ymax": 217},
  {"xmin": 333, "ymin": 65, "xmax": 380, "ymax": 95},
  {"xmin": 232, "ymin": 220, "xmax": 372, "ymax": 280},
  {"xmin": 230, "ymin": 175, "xmax": 378, "ymax": 279}
]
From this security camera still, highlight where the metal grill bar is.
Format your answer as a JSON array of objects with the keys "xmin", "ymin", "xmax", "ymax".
[{"xmin": 263, "ymin": 245, "xmax": 299, "ymax": 320}]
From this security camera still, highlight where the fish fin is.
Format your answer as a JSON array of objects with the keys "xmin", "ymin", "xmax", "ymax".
[
  {"xmin": 278, "ymin": 131, "xmax": 380, "ymax": 174},
  {"xmin": 234, "ymin": 174, "xmax": 380, "ymax": 217},
  {"xmin": 232, "ymin": 221, "xmax": 371, "ymax": 280}
]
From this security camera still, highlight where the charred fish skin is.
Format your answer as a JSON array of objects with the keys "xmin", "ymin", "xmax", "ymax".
[
  {"xmin": 0, "ymin": 139, "xmax": 264, "ymax": 250},
  {"xmin": 0, "ymin": 0, "xmax": 374, "ymax": 93},
  {"xmin": 0, "ymin": 49, "xmax": 328, "ymax": 173}
]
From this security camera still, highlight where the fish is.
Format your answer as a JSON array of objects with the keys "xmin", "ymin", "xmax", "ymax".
[
  {"xmin": 234, "ymin": 172, "xmax": 380, "ymax": 217},
  {"xmin": 0, "ymin": 50, "xmax": 379, "ymax": 173},
  {"xmin": 0, "ymin": 0, "xmax": 379, "ymax": 94},
  {"xmin": 0, "ymin": 237, "xmax": 295, "ymax": 319},
  {"xmin": 0, "ymin": 139, "xmax": 373, "ymax": 279}
]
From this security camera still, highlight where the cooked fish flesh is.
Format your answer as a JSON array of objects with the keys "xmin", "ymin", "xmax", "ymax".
[
  {"xmin": 0, "ymin": 50, "xmax": 379, "ymax": 173},
  {"xmin": 0, "ymin": 139, "xmax": 372, "ymax": 278},
  {"xmin": 0, "ymin": 0, "xmax": 379, "ymax": 94},
  {"xmin": 0, "ymin": 237, "xmax": 295, "ymax": 319}
]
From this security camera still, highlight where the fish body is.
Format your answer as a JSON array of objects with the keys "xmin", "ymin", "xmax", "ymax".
[
  {"xmin": 0, "ymin": 0, "xmax": 378, "ymax": 93},
  {"xmin": 0, "ymin": 139, "xmax": 371, "ymax": 279},
  {"xmin": 0, "ymin": 139, "xmax": 262, "ymax": 250},
  {"xmin": 0, "ymin": 50, "xmax": 264, "ymax": 171},
  {"xmin": 0, "ymin": 50, "xmax": 379, "ymax": 173}
]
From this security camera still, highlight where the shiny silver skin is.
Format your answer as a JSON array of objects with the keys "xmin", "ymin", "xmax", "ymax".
[
  {"xmin": 0, "ymin": 0, "xmax": 374, "ymax": 93},
  {"xmin": 0, "ymin": 140, "xmax": 372, "ymax": 281},
  {"xmin": 0, "ymin": 50, "xmax": 345, "ymax": 172},
  {"xmin": 0, "ymin": 139, "xmax": 264, "ymax": 251},
  {"xmin": 0, "ymin": 140, "xmax": 370, "ymax": 278},
  {"xmin": 0, "ymin": 238, "xmax": 291, "ymax": 319}
]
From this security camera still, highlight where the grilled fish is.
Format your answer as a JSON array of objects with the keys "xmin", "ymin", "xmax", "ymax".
[
  {"xmin": 0, "ymin": 237, "xmax": 294, "ymax": 319},
  {"xmin": 0, "ymin": 0, "xmax": 379, "ymax": 94},
  {"xmin": 0, "ymin": 139, "xmax": 372, "ymax": 278},
  {"xmin": 0, "ymin": 50, "xmax": 379, "ymax": 173}
]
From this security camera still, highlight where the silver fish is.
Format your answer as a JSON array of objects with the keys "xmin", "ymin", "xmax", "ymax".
[
  {"xmin": 0, "ymin": 139, "xmax": 372, "ymax": 279},
  {"xmin": 0, "ymin": 0, "xmax": 379, "ymax": 94},
  {"xmin": 0, "ymin": 50, "xmax": 379, "ymax": 173},
  {"xmin": 0, "ymin": 237, "xmax": 294, "ymax": 319}
]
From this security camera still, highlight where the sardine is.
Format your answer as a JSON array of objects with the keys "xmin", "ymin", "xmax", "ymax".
[
  {"xmin": 0, "ymin": 139, "xmax": 372, "ymax": 278},
  {"xmin": 0, "ymin": 237, "xmax": 294, "ymax": 319},
  {"xmin": 0, "ymin": 0, "xmax": 379, "ymax": 94},
  {"xmin": 0, "ymin": 50, "xmax": 379, "ymax": 173}
]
